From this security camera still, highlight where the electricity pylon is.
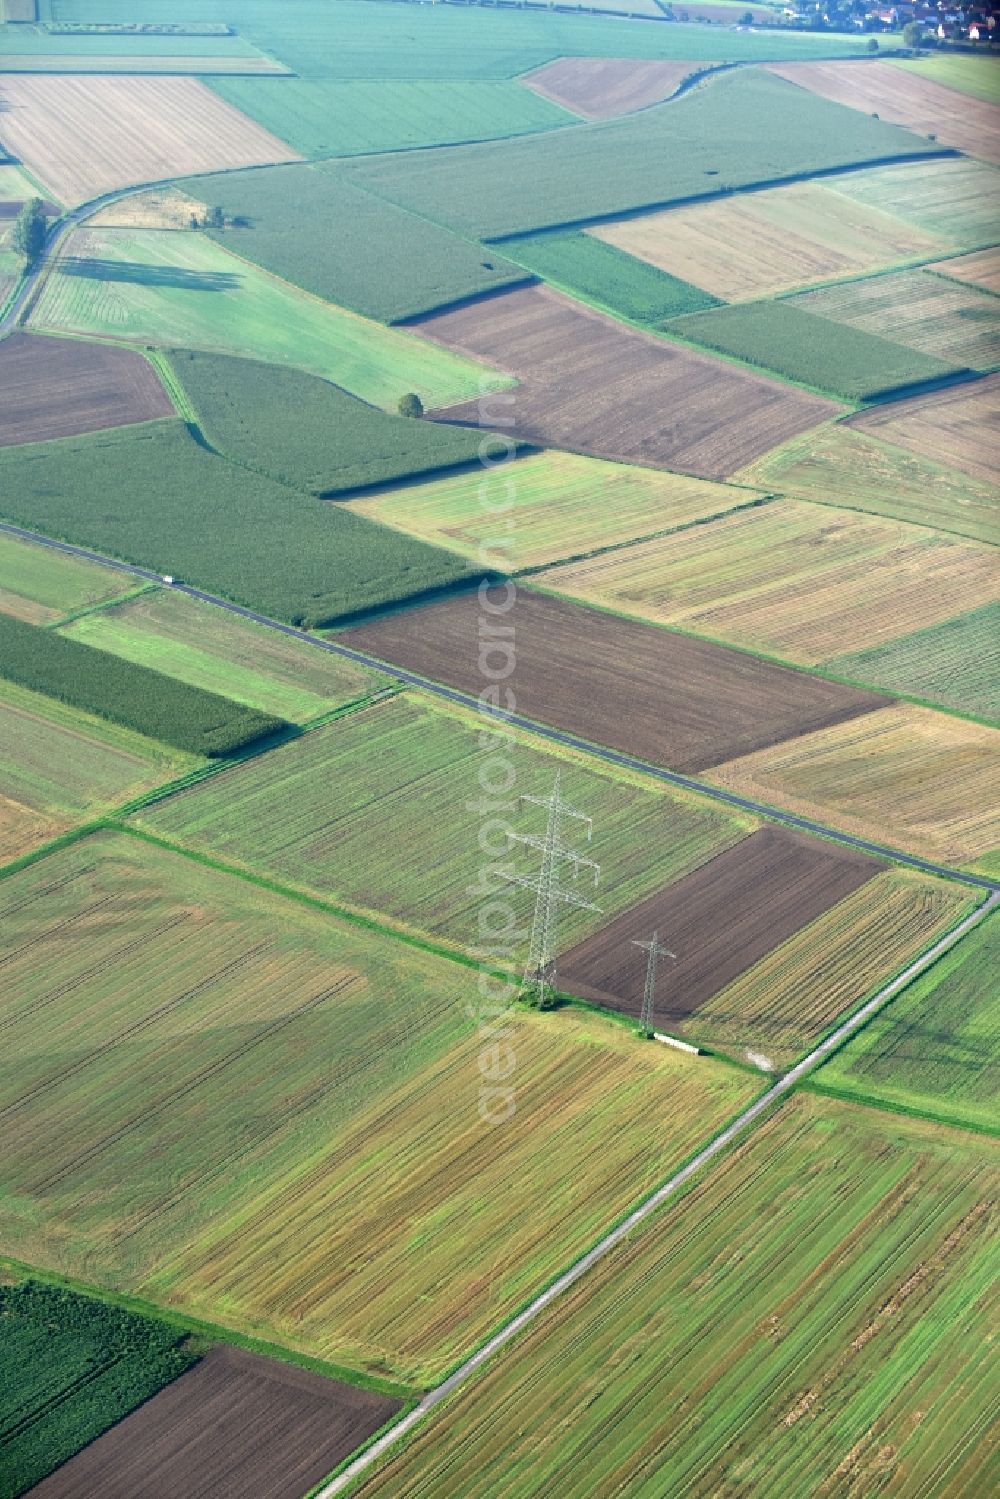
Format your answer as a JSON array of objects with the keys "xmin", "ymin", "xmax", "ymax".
[
  {"xmin": 504, "ymin": 771, "xmax": 600, "ymax": 1009},
  {"xmin": 632, "ymin": 931, "xmax": 676, "ymax": 1038}
]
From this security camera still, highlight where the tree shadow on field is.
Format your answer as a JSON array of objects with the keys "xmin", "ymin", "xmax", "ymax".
[{"xmin": 58, "ymin": 257, "xmax": 240, "ymax": 292}]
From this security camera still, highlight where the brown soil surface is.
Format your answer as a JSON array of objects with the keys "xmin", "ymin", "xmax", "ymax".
[
  {"xmin": 415, "ymin": 285, "xmax": 840, "ymax": 479},
  {"xmin": 845, "ymin": 372, "xmax": 999, "ymax": 487},
  {"xmin": 521, "ymin": 57, "xmax": 709, "ymax": 119},
  {"xmin": 930, "ymin": 248, "xmax": 1000, "ymax": 294},
  {"xmin": 0, "ymin": 332, "xmax": 172, "ymax": 447},
  {"xmin": 339, "ymin": 588, "xmax": 889, "ymax": 774},
  {"xmin": 765, "ymin": 60, "xmax": 1000, "ymax": 163},
  {"xmin": 28, "ymin": 1344, "xmax": 401, "ymax": 1499},
  {"xmin": 557, "ymin": 825, "xmax": 881, "ymax": 1021}
]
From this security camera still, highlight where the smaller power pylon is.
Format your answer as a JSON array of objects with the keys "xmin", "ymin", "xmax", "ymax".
[{"xmin": 631, "ymin": 930, "xmax": 676, "ymax": 1038}]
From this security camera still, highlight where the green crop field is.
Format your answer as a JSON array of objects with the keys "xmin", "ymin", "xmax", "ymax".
[
  {"xmin": 894, "ymin": 54, "xmax": 1000, "ymax": 105},
  {"xmin": 820, "ymin": 915, "xmax": 998, "ymax": 1133},
  {"xmin": 167, "ymin": 350, "xmax": 508, "ymax": 496},
  {"xmin": 0, "ymin": 421, "xmax": 474, "ymax": 627},
  {"xmin": 208, "ymin": 78, "xmax": 574, "ymax": 158},
  {"xmin": 60, "ymin": 588, "xmax": 386, "ymax": 725},
  {"xmin": 30, "ymin": 227, "xmax": 507, "ymax": 410},
  {"xmin": 357, "ymin": 1094, "xmax": 999, "ymax": 1497},
  {"xmin": 0, "ymin": 614, "xmax": 285, "ymax": 757},
  {"xmin": 347, "ymin": 70, "xmax": 938, "ymax": 240},
  {"xmin": 826, "ymin": 157, "xmax": 1000, "ymax": 246},
  {"xmin": 177, "ymin": 166, "xmax": 531, "ymax": 324},
  {"xmin": 0, "ymin": 24, "xmax": 262, "ymax": 56},
  {"xmin": 827, "ymin": 603, "xmax": 1000, "ymax": 722},
  {"xmin": 793, "ymin": 269, "xmax": 1000, "ymax": 373},
  {"xmin": 502, "ymin": 229, "xmax": 719, "ymax": 325},
  {"xmin": 666, "ymin": 300, "xmax": 965, "ymax": 401},
  {"xmin": 134, "ymin": 692, "xmax": 753, "ymax": 952},
  {"xmin": 347, "ymin": 451, "xmax": 761, "ymax": 570},
  {"xmin": 0, "ymin": 530, "xmax": 131, "ymax": 625},
  {"xmin": 0, "ymin": 1280, "xmax": 196, "ymax": 1499}
]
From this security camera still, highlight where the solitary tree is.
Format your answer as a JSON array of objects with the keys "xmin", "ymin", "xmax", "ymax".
[
  {"xmin": 12, "ymin": 198, "xmax": 46, "ymax": 265},
  {"xmin": 867, "ymin": 36, "xmax": 879, "ymax": 52},
  {"xmin": 902, "ymin": 19, "xmax": 924, "ymax": 47},
  {"xmin": 398, "ymin": 392, "xmax": 424, "ymax": 418},
  {"xmin": 206, "ymin": 205, "xmax": 225, "ymax": 229}
]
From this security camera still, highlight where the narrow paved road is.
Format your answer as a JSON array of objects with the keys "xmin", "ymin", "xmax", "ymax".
[
  {"xmin": 317, "ymin": 886, "xmax": 998, "ymax": 1496},
  {"xmin": 1, "ymin": 520, "xmax": 995, "ymax": 895}
]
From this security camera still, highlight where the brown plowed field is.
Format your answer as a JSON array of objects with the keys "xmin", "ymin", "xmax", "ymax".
[
  {"xmin": 845, "ymin": 373, "xmax": 999, "ymax": 487},
  {"xmin": 0, "ymin": 75, "xmax": 300, "ymax": 206},
  {"xmin": 415, "ymin": 285, "xmax": 840, "ymax": 479},
  {"xmin": 931, "ymin": 248, "xmax": 1000, "ymax": 294},
  {"xmin": 29, "ymin": 1344, "xmax": 401, "ymax": 1499},
  {"xmin": 557, "ymin": 826, "xmax": 880, "ymax": 1022},
  {"xmin": 520, "ymin": 58, "xmax": 709, "ymax": 119},
  {"xmin": 0, "ymin": 332, "xmax": 172, "ymax": 447},
  {"xmin": 765, "ymin": 60, "xmax": 1000, "ymax": 163},
  {"xmin": 339, "ymin": 589, "xmax": 889, "ymax": 774}
]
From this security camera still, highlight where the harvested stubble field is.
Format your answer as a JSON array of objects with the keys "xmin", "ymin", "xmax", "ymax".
[
  {"xmin": 90, "ymin": 187, "xmax": 215, "ymax": 231},
  {"xmin": 31, "ymin": 227, "xmax": 504, "ymax": 410},
  {"xmin": 136, "ymin": 692, "xmax": 751, "ymax": 951},
  {"xmin": 348, "ymin": 69, "xmax": 936, "ymax": 240},
  {"xmin": 793, "ymin": 269, "xmax": 1000, "ymax": 372},
  {"xmin": 590, "ymin": 179, "xmax": 948, "ymax": 301},
  {"xmin": 736, "ymin": 421, "xmax": 999, "ymax": 543},
  {"xmin": 339, "ymin": 589, "xmax": 889, "ymax": 775},
  {"xmin": 766, "ymin": 58, "xmax": 1000, "ymax": 163},
  {"xmin": 0, "ymin": 75, "xmax": 300, "ymax": 207},
  {"xmin": 706, "ymin": 703, "xmax": 1000, "ymax": 866},
  {"xmin": 61, "ymin": 587, "xmax": 386, "ymax": 725},
  {"xmin": 821, "ymin": 912, "xmax": 998, "ymax": 1133},
  {"xmin": 346, "ymin": 451, "xmax": 762, "ymax": 570},
  {"xmin": 0, "ymin": 332, "xmax": 172, "ymax": 448},
  {"xmin": 416, "ymin": 285, "xmax": 840, "ymax": 479},
  {"xmin": 541, "ymin": 497, "xmax": 1000, "ymax": 664},
  {"xmin": 827, "ymin": 602, "xmax": 1000, "ymax": 723},
  {"xmin": 0, "ymin": 529, "xmax": 131, "ymax": 625},
  {"xmin": 356, "ymin": 1095, "xmax": 999, "ymax": 1498},
  {"xmin": 823, "ymin": 156, "xmax": 1000, "ymax": 245},
  {"xmin": 0, "ymin": 680, "xmax": 193, "ymax": 862},
  {"xmin": 558, "ymin": 825, "xmax": 879, "ymax": 1027},
  {"xmin": 845, "ymin": 373, "xmax": 1000, "ymax": 488},
  {"xmin": 931, "ymin": 247, "xmax": 1000, "ymax": 294},
  {"xmin": 181, "ymin": 164, "xmax": 532, "ymax": 324},
  {"xmin": 154, "ymin": 1012, "xmax": 757, "ymax": 1382},
  {"xmin": 28, "ymin": 1345, "xmax": 401, "ymax": 1499},
  {"xmin": 520, "ymin": 57, "xmax": 710, "ymax": 119}
]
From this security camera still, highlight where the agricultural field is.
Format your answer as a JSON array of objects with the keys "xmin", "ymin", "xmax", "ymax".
[
  {"xmin": 135, "ymin": 691, "xmax": 753, "ymax": 951},
  {"xmin": 0, "ymin": 613, "xmax": 285, "ymax": 757},
  {"xmin": 590, "ymin": 178, "xmax": 950, "ymax": 300},
  {"xmin": 346, "ymin": 451, "xmax": 763, "ymax": 570},
  {"xmin": 347, "ymin": 69, "xmax": 937, "ymax": 240},
  {"xmin": 846, "ymin": 372, "xmax": 1000, "ymax": 487},
  {"xmin": 502, "ymin": 228, "xmax": 719, "ymax": 324},
  {"xmin": 894, "ymin": 53, "xmax": 1000, "ymax": 106},
  {"xmin": 355, "ymin": 1095, "xmax": 999, "ymax": 1497},
  {"xmin": 0, "ymin": 1280, "xmax": 196, "ymax": 1499},
  {"xmin": 180, "ymin": 163, "xmax": 533, "ymax": 323},
  {"xmin": 931, "ymin": 247, "xmax": 1000, "ymax": 293},
  {"xmin": 0, "ymin": 421, "xmax": 474, "ymax": 627},
  {"xmin": 0, "ymin": 332, "xmax": 173, "ymax": 447},
  {"xmin": 0, "ymin": 74, "xmax": 300, "ymax": 206},
  {"xmin": 736, "ymin": 421, "xmax": 999, "ymax": 543},
  {"xmin": 30, "ymin": 227, "xmax": 507, "ymax": 409},
  {"xmin": 766, "ymin": 58, "xmax": 1000, "ymax": 162},
  {"xmin": 339, "ymin": 589, "xmax": 889, "ymax": 775},
  {"xmin": 558, "ymin": 825, "xmax": 879, "ymax": 1031},
  {"xmin": 416, "ymin": 285, "xmax": 840, "ymax": 478},
  {"xmin": 0, "ymin": 53, "xmax": 291, "ymax": 74},
  {"xmin": 208, "ymin": 77, "xmax": 574, "ymax": 158},
  {"xmin": 540, "ymin": 497, "xmax": 1000, "ymax": 664},
  {"xmin": 0, "ymin": 679, "xmax": 193, "ymax": 862},
  {"xmin": 0, "ymin": 529, "xmax": 131, "ymax": 625},
  {"xmin": 28, "ymin": 1345, "xmax": 402, "ymax": 1499},
  {"xmin": 520, "ymin": 57, "xmax": 712, "ymax": 118},
  {"xmin": 824, "ymin": 156, "xmax": 1000, "ymax": 246},
  {"xmin": 61, "ymin": 587, "xmax": 387, "ymax": 724},
  {"xmin": 792, "ymin": 269, "xmax": 1000, "ymax": 372},
  {"xmin": 0, "ymin": 24, "xmax": 275, "ymax": 60},
  {"xmin": 706, "ymin": 703, "xmax": 1000, "ymax": 866},
  {"xmin": 820, "ymin": 913, "xmax": 998, "ymax": 1133},
  {"xmin": 90, "ymin": 186, "xmax": 219, "ymax": 230},
  {"xmin": 167, "ymin": 351, "xmax": 504, "ymax": 496},
  {"xmin": 667, "ymin": 299, "xmax": 965, "ymax": 401},
  {"xmin": 828, "ymin": 603, "xmax": 1000, "ymax": 723}
]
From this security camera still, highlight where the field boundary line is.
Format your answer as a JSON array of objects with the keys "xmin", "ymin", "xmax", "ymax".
[
  {"xmin": 44, "ymin": 581, "xmax": 159, "ymax": 632},
  {"xmin": 800, "ymin": 1078, "xmax": 1000, "ymax": 1139},
  {"xmin": 315, "ymin": 887, "xmax": 999, "ymax": 1496}
]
